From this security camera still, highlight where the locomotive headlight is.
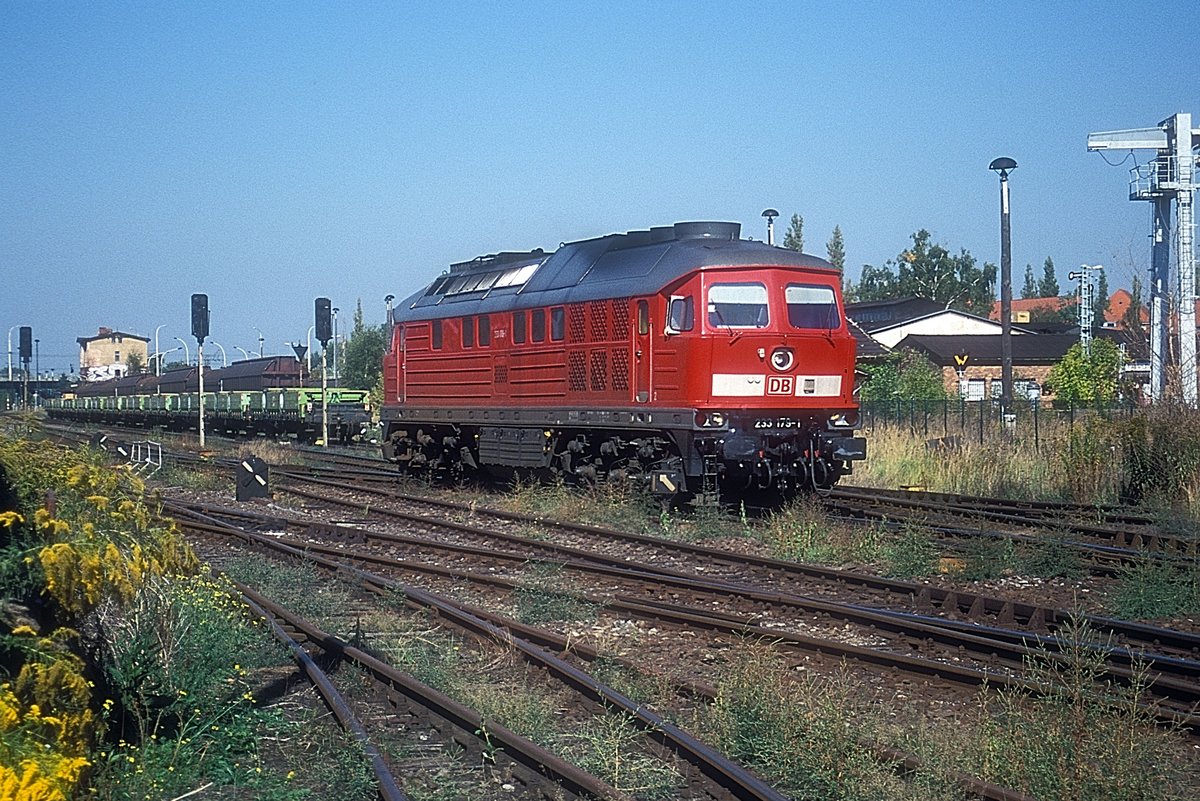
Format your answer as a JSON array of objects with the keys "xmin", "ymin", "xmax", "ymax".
[
  {"xmin": 770, "ymin": 347, "xmax": 795, "ymax": 372},
  {"xmin": 695, "ymin": 411, "xmax": 727, "ymax": 428}
]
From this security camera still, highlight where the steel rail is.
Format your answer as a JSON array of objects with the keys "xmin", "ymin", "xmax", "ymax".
[
  {"xmin": 172, "ymin": 503, "xmax": 1048, "ymax": 801},
  {"xmin": 176, "ymin": 497, "xmax": 1200, "ymax": 694},
  {"xmin": 172, "ymin": 504, "xmax": 793, "ymax": 801},
  {"xmin": 266, "ymin": 473, "xmax": 1200, "ymax": 657},
  {"xmin": 235, "ymin": 582, "xmax": 620, "ymax": 801},
  {"xmin": 236, "ymin": 586, "xmax": 408, "ymax": 801}
]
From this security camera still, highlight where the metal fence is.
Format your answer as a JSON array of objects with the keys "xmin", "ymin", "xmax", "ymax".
[{"xmin": 860, "ymin": 398, "xmax": 1141, "ymax": 450}]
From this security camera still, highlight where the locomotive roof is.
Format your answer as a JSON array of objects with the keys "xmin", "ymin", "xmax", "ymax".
[{"xmin": 393, "ymin": 221, "xmax": 838, "ymax": 322}]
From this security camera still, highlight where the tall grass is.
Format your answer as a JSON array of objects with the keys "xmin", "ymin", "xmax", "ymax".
[
  {"xmin": 855, "ymin": 408, "xmax": 1200, "ymax": 514},
  {"xmin": 703, "ymin": 631, "xmax": 1195, "ymax": 801}
]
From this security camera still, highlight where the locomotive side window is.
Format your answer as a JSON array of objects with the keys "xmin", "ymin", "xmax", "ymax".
[
  {"xmin": 513, "ymin": 311, "xmax": 526, "ymax": 344},
  {"xmin": 478, "ymin": 315, "xmax": 490, "ymax": 346},
  {"xmin": 431, "ymin": 319, "xmax": 443, "ymax": 350},
  {"xmin": 637, "ymin": 300, "xmax": 650, "ymax": 335},
  {"xmin": 463, "ymin": 317, "xmax": 475, "ymax": 348},
  {"xmin": 666, "ymin": 296, "xmax": 694, "ymax": 333},
  {"xmin": 785, "ymin": 284, "xmax": 841, "ymax": 329},
  {"xmin": 708, "ymin": 283, "xmax": 768, "ymax": 328},
  {"xmin": 532, "ymin": 309, "xmax": 546, "ymax": 342},
  {"xmin": 550, "ymin": 307, "xmax": 565, "ymax": 341}
]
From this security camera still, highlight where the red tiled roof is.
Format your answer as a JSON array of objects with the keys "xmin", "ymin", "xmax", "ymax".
[{"xmin": 990, "ymin": 290, "xmax": 1151, "ymax": 328}]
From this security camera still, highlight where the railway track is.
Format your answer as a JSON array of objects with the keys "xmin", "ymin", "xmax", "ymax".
[
  {"xmin": 183, "ymin": 507, "xmax": 796, "ymax": 801},
  {"xmin": 180, "ymin": 499, "xmax": 1040, "ymax": 801},
  {"xmin": 168, "ymin": 486, "xmax": 1200, "ymax": 734},
  {"xmin": 237, "ymin": 582, "xmax": 621, "ymax": 801},
  {"xmin": 827, "ymin": 486, "xmax": 1197, "ymax": 562}
]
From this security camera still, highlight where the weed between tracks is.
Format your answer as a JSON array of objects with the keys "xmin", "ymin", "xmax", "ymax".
[
  {"xmin": 513, "ymin": 561, "xmax": 600, "ymax": 625},
  {"xmin": 223, "ymin": 558, "xmax": 683, "ymax": 799},
  {"xmin": 701, "ymin": 621, "xmax": 1193, "ymax": 801}
]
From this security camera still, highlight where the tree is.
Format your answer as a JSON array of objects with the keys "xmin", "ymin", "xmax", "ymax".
[
  {"xmin": 1037, "ymin": 257, "xmax": 1059, "ymax": 298},
  {"xmin": 782, "ymin": 214, "xmax": 804, "ymax": 252},
  {"xmin": 858, "ymin": 350, "xmax": 947, "ymax": 401},
  {"xmin": 1021, "ymin": 264, "xmax": 1037, "ymax": 299},
  {"xmin": 846, "ymin": 262, "xmax": 898, "ymax": 303},
  {"xmin": 1045, "ymin": 339, "xmax": 1122, "ymax": 404},
  {"xmin": 894, "ymin": 230, "xmax": 996, "ymax": 314},
  {"xmin": 341, "ymin": 299, "xmax": 387, "ymax": 393},
  {"xmin": 125, "ymin": 351, "xmax": 145, "ymax": 374},
  {"xmin": 825, "ymin": 225, "xmax": 845, "ymax": 273},
  {"xmin": 844, "ymin": 230, "xmax": 994, "ymax": 312},
  {"xmin": 1121, "ymin": 276, "xmax": 1149, "ymax": 360},
  {"xmin": 1092, "ymin": 267, "xmax": 1109, "ymax": 329}
]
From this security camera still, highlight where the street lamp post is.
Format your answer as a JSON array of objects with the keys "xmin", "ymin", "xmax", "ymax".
[
  {"xmin": 210, "ymin": 341, "xmax": 228, "ymax": 367},
  {"xmin": 154, "ymin": 324, "xmax": 166, "ymax": 376},
  {"xmin": 173, "ymin": 337, "xmax": 191, "ymax": 367},
  {"xmin": 254, "ymin": 327, "xmax": 264, "ymax": 358},
  {"xmin": 151, "ymin": 347, "xmax": 180, "ymax": 382},
  {"xmin": 234, "ymin": 347, "xmax": 251, "ymax": 361},
  {"xmin": 7, "ymin": 326, "xmax": 16, "ymax": 382},
  {"xmin": 989, "ymin": 157, "xmax": 1017, "ymax": 410}
]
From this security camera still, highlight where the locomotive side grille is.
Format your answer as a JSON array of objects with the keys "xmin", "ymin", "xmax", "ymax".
[
  {"xmin": 589, "ymin": 349, "xmax": 608, "ymax": 392},
  {"xmin": 568, "ymin": 304, "xmax": 586, "ymax": 343},
  {"xmin": 612, "ymin": 298, "xmax": 630, "ymax": 341},
  {"xmin": 611, "ymin": 348, "xmax": 629, "ymax": 391},
  {"xmin": 568, "ymin": 351, "xmax": 587, "ymax": 392},
  {"xmin": 590, "ymin": 300, "xmax": 609, "ymax": 341},
  {"xmin": 495, "ymin": 364, "xmax": 508, "ymax": 384}
]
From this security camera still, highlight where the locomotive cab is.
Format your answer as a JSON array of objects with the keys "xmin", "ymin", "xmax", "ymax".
[{"xmin": 657, "ymin": 267, "xmax": 865, "ymax": 495}]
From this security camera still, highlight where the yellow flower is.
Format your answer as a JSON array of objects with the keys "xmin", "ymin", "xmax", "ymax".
[
  {"xmin": 10, "ymin": 625, "xmax": 36, "ymax": 637},
  {"xmin": 0, "ymin": 511, "xmax": 24, "ymax": 528}
]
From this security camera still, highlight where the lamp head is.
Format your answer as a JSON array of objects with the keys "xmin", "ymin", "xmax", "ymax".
[
  {"xmin": 989, "ymin": 157, "xmax": 1017, "ymax": 178},
  {"xmin": 761, "ymin": 208, "xmax": 779, "ymax": 222}
]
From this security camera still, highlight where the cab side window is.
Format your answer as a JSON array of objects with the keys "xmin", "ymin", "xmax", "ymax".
[
  {"xmin": 667, "ymin": 296, "xmax": 694, "ymax": 332},
  {"xmin": 532, "ymin": 309, "xmax": 546, "ymax": 342},
  {"xmin": 550, "ymin": 307, "xmax": 565, "ymax": 341}
]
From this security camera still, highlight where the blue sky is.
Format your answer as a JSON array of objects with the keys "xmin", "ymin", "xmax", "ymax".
[{"xmin": 2, "ymin": 2, "xmax": 1198, "ymax": 374}]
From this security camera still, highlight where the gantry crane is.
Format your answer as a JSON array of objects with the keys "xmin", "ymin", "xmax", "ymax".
[{"xmin": 1088, "ymin": 113, "xmax": 1199, "ymax": 405}]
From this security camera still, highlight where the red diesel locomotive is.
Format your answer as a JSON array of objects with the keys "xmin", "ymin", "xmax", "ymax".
[{"xmin": 380, "ymin": 221, "xmax": 865, "ymax": 498}]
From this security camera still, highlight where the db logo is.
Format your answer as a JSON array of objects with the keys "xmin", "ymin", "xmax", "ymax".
[{"xmin": 767, "ymin": 375, "xmax": 794, "ymax": 395}]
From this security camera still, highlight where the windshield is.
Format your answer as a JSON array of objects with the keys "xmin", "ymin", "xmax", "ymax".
[
  {"xmin": 785, "ymin": 284, "xmax": 840, "ymax": 329},
  {"xmin": 708, "ymin": 283, "xmax": 768, "ymax": 328}
]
